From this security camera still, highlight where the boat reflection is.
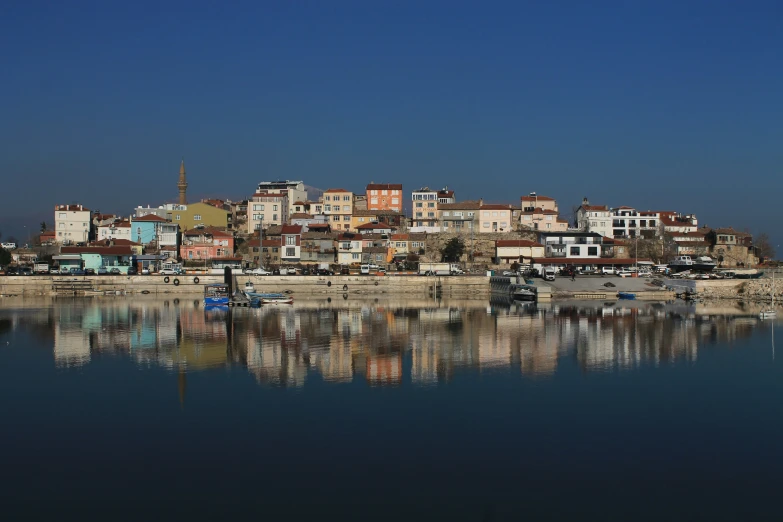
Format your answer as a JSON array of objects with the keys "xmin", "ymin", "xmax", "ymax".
[{"xmin": 0, "ymin": 297, "xmax": 775, "ymax": 388}]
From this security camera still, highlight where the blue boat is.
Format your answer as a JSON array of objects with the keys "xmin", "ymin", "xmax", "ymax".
[
  {"xmin": 618, "ymin": 292, "xmax": 636, "ymax": 300},
  {"xmin": 245, "ymin": 291, "xmax": 286, "ymax": 300},
  {"xmin": 204, "ymin": 283, "xmax": 230, "ymax": 305}
]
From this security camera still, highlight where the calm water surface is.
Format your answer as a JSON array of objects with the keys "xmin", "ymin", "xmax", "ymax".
[{"xmin": 0, "ymin": 297, "xmax": 781, "ymax": 521}]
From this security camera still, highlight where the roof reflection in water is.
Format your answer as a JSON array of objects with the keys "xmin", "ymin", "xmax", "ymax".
[{"xmin": 0, "ymin": 297, "xmax": 770, "ymax": 386}]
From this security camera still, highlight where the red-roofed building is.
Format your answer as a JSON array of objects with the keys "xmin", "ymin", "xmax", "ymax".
[
  {"xmin": 181, "ymin": 227, "xmax": 235, "ymax": 261},
  {"xmin": 261, "ymin": 238, "xmax": 282, "ymax": 266},
  {"xmin": 322, "ymin": 188, "xmax": 353, "ymax": 231},
  {"xmin": 479, "ymin": 204, "xmax": 513, "ymax": 233},
  {"xmin": 366, "ymin": 183, "xmax": 403, "ymax": 213},
  {"xmin": 54, "ymin": 203, "xmax": 92, "ymax": 245},
  {"xmin": 97, "ymin": 220, "xmax": 132, "ymax": 242},
  {"xmin": 575, "ymin": 197, "xmax": 613, "ymax": 237},
  {"xmin": 521, "ymin": 194, "xmax": 558, "ymax": 213},
  {"xmin": 356, "ymin": 222, "xmax": 394, "ymax": 234},
  {"xmin": 281, "ymin": 225, "xmax": 303, "ymax": 262}
]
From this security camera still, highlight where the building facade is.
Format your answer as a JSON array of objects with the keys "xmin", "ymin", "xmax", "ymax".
[
  {"xmin": 247, "ymin": 193, "xmax": 289, "ymax": 232},
  {"xmin": 438, "ymin": 201, "xmax": 481, "ymax": 233},
  {"xmin": 411, "ymin": 187, "xmax": 440, "ymax": 232},
  {"xmin": 281, "ymin": 225, "xmax": 303, "ymax": 263},
  {"xmin": 55, "ymin": 204, "xmax": 92, "ymax": 245},
  {"xmin": 166, "ymin": 202, "xmax": 232, "ymax": 232},
  {"xmin": 322, "ymin": 189, "xmax": 353, "ymax": 231},
  {"xmin": 478, "ymin": 204, "xmax": 513, "ymax": 233},
  {"xmin": 180, "ymin": 228, "xmax": 235, "ymax": 261},
  {"xmin": 366, "ymin": 183, "xmax": 403, "ymax": 213},
  {"xmin": 255, "ymin": 180, "xmax": 307, "ymax": 216}
]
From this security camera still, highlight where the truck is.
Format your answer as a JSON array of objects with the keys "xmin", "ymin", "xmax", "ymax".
[
  {"xmin": 418, "ymin": 262, "xmax": 464, "ymax": 276},
  {"xmin": 34, "ymin": 262, "xmax": 49, "ymax": 274},
  {"xmin": 1, "ymin": 242, "xmax": 17, "ymax": 250}
]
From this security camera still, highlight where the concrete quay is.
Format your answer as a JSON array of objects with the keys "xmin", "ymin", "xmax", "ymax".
[
  {"xmin": 0, "ymin": 274, "xmax": 490, "ymax": 298},
  {"xmin": 492, "ymin": 275, "xmax": 675, "ymax": 300}
]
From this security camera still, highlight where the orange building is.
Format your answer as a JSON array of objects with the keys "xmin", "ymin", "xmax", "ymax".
[{"xmin": 366, "ymin": 183, "xmax": 403, "ymax": 213}]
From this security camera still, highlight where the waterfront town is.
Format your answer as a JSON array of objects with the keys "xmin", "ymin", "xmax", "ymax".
[{"xmin": 0, "ymin": 160, "xmax": 769, "ymax": 276}]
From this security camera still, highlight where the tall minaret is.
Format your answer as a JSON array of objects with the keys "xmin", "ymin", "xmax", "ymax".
[{"xmin": 177, "ymin": 159, "xmax": 188, "ymax": 205}]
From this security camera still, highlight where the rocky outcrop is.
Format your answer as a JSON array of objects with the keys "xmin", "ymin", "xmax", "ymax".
[{"xmin": 698, "ymin": 278, "xmax": 782, "ymax": 302}]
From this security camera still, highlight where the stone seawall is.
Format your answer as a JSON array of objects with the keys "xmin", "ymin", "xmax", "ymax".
[
  {"xmin": 694, "ymin": 278, "xmax": 782, "ymax": 302},
  {"xmin": 0, "ymin": 274, "xmax": 490, "ymax": 298}
]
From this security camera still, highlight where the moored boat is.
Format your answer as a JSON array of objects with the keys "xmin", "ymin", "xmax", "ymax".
[
  {"xmin": 204, "ymin": 283, "xmax": 230, "ymax": 305},
  {"xmin": 260, "ymin": 296, "xmax": 294, "ymax": 305},
  {"xmin": 512, "ymin": 288, "xmax": 536, "ymax": 301},
  {"xmin": 668, "ymin": 255, "xmax": 716, "ymax": 273},
  {"xmin": 618, "ymin": 292, "xmax": 636, "ymax": 300}
]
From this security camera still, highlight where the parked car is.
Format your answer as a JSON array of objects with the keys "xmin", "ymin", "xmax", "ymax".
[
  {"xmin": 316, "ymin": 268, "xmax": 333, "ymax": 276},
  {"xmin": 159, "ymin": 268, "xmax": 184, "ymax": 275},
  {"xmin": 110, "ymin": 268, "xmax": 121, "ymax": 275},
  {"xmin": 340, "ymin": 266, "xmax": 350, "ymax": 275},
  {"xmin": 5, "ymin": 266, "xmax": 18, "ymax": 275},
  {"xmin": 127, "ymin": 267, "xmax": 138, "ymax": 275},
  {"xmin": 617, "ymin": 269, "xmax": 634, "ymax": 277},
  {"xmin": 141, "ymin": 268, "xmax": 150, "ymax": 275},
  {"xmin": 300, "ymin": 268, "xmax": 311, "ymax": 275},
  {"xmin": 502, "ymin": 270, "xmax": 517, "ymax": 276},
  {"xmin": 600, "ymin": 267, "xmax": 617, "ymax": 275},
  {"xmin": 245, "ymin": 267, "xmax": 272, "ymax": 276},
  {"xmin": 18, "ymin": 267, "xmax": 33, "ymax": 276},
  {"xmin": 97, "ymin": 267, "xmax": 109, "ymax": 275},
  {"xmin": 286, "ymin": 267, "xmax": 297, "ymax": 275},
  {"xmin": 272, "ymin": 268, "xmax": 281, "ymax": 275},
  {"xmin": 84, "ymin": 268, "xmax": 96, "ymax": 276},
  {"xmin": 70, "ymin": 268, "xmax": 86, "ymax": 276}
]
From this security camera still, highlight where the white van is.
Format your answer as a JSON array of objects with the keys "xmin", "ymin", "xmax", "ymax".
[
  {"xmin": 360, "ymin": 264, "xmax": 371, "ymax": 275},
  {"xmin": 542, "ymin": 267, "xmax": 556, "ymax": 281}
]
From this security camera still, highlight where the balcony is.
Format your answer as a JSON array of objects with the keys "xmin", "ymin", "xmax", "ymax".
[{"xmin": 547, "ymin": 251, "xmax": 567, "ymax": 258}]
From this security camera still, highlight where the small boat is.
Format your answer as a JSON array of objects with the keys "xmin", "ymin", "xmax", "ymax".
[
  {"xmin": 244, "ymin": 281, "xmax": 256, "ymax": 293},
  {"xmin": 668, "ymin": 255, "xmax": 716, "ymax": 273},
  {"xmin": 261, "ymin": 296, "xmax": 294, "ymax": 305},
  {"xmin": 513, "ymin": 288, "xmax": 536, "ymax": 301},
  {"xmin": 759, "ymin": 271, "xmax": 777, "ymax": 320},
  {"xmin": 617, "ymin": 292, "xmax": 636, "ymax": 300},
  {"xmin": 204, "ymin": 283, "xmax": 230, "ymax": 305},
  {"xmin": 245, "ymin": 291, "xmax": 287, "ymax": 299}
]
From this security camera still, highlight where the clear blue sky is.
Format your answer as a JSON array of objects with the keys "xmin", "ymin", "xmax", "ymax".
[{"xmin": 1, "ymin": 0, "xmax": 781, "ymax": 248}]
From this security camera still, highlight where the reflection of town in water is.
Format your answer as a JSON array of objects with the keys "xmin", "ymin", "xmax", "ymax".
[{"xmin": 0, "ymin": 298, "xmax": 770, "ymax": 387}]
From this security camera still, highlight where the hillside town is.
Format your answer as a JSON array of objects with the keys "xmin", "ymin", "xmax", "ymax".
[{"xmin": 0, "ymin": 160, "xmax": 771, "ymax": 275}]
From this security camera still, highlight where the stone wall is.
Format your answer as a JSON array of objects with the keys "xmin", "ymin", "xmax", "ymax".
[
  {"xmin": 0, "ymin": 274, "xmax": 490, "ymax": 298},
  {"xmin": 420, "ymin": 230, "xmax": 538, "ymax": 266},
  {"xmin": 697, "ymin": 278, "xmax": 782, "ymax": 302}
]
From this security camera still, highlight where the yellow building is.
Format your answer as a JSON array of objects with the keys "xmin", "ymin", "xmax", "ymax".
[
  {"xmin": 166, "ymin": 202, "xmax": 232, "ymax": 232},
  {"xmin": 322, "ymin": 189, "xmax": 353, "ymax": 231}
]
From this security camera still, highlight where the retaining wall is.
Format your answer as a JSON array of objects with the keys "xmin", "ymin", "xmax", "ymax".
[{"xmin": 0, "ymin": 274, "xmax": 490, "ymax": 298}]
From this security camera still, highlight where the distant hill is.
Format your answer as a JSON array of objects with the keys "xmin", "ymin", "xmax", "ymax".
[{"xmin": 305, "ymin": 185, "xmax": 324, "ymax": 202}]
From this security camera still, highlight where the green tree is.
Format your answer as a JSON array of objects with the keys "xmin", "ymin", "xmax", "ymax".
[
  {"xmin": 0, "ymin": 247, "xmax": 10, "ymax": 266},
  {"xmin": 40, "ymin": 221, "xmax": 47, "ymax": 233},
  {"xmin": 440, "ymin": 237, "xmax": 465, "ymax": 262}
]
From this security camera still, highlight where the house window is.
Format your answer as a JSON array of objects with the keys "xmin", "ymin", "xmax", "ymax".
[
  {"xmin": 546, "ymin": 223, "xmax": 551, "ymax": 229},
  {"xmin": 194, "ymin": 214, "xmax": 201, "ymax": 220},
  {"xmin": 272, "ymin": 247, "xmax": 278, "ymax": 253},
  {"xmin": 325, "ymin": 196, "xmax": 331, "ymax": 201},
  {"xmin": 428, "ymin": 202, "xmax": 435, "ymax": 208},
  {"xmin": 483, "ymin": 223, "xmax": 489, "ymax": 228},
  {"xmin": 273, "ymin": 214, "xmax": 278, "ymax": 221},
  {"xmin": 286, "ymin": 236, "xmax": 296, "ymax": 245},
  {"xmin": 416, "ymin": 202, "xmax": 423, "ymax": 208},
  {"xmin": 588, "ymin": 246, "xmax": 598, "ymax": 256},
  {"xmin": 392, "ymin": 198, "xmax": 399, "ymax": 204},
  {"xmin": 570, "ymin": 247, "xmax": 580, "ymax": 255},
  {"xmin": 59, "ymin": 213, "xmax": 66, "ymax": 219},
  {"xmin": 442, "ymin": 212, "xmax": 450, "ymax": 217},
  {"xmin": 176, "ymin": 215, "xmax": 181, "ymax": 220},
  {"xmin": 286, "ymin": 247, "xmax": 295, "ymax": 257},
  {"xmin": 428, "ymin": 212, "xmax": 435, "ymax": 218},
  {"xmin": 273, "ymin": 205, "xmax": 278, "ymax": 211},
  {"xmin": 325, "ymin": 205, "xmax": 331, "ymax": 212},
  {"xmin": 343, "ymin": 196, "xmax": 350, "ymax": 201},
  {"xmin": 352, "ymin": 253, "xmax": 360, "ymax": 260},
  {"xmin": 344, "ymin": 216, "xmax": 350, "ymax": 221}
]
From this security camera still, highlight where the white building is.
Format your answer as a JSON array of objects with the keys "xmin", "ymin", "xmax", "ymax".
[
  {"xmin": 55, "ymin": 204, "xmax": 91, "ymax": 244},
  {"xmin": 610, "ymin": 207, "xmax": 660, "ymax": 239},
  {"xmin": 97, "ymin": 221, "xmax": 132, "ymax": 241},
  {"xmin": 411, "ymin": 187, "xmax": 440, "ymax": 232},
  {"xmin": 134, "ymin": 206, "xmax": 169, "ymax": 219},
  {"xmin": 256, "ymin": 180, "xmax": 307, "ymax": 216},
  {"xmin": 337, "ymin": 233, "xmax": 363, "ymax": 265},
  {"xmin": 247, "ymin": 193, "xmax": 289, "ymax": 232},
  {"xmin": 575, "ymin": 198, "xmax": 613, "ymax": 238}
]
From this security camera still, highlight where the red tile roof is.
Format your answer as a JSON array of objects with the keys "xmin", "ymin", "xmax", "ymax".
[
  {"xmin": 324, "ymin": 188, "xmax": 350, "ymax": 193},
  {"xmin": 61, "ymin": 246, "xmax": 133, "ymax": 256},
  {"xmin": 366, "ymin": 183, "xmax": 402, "ymax": 190},
  {"xmin": 581, "ymin": 205, "xmax": 608, "ymax": 211},
  {"xmin": 521, "ymin": 195, "xmax": 555, "ymax": 201},
  {"xmin": 183, "ymin": 227, "xmax": 233, "ymax": 238},
  {"xmin": 261, "ymin": 239, "xmax": 281, "ymax": 247},
  {"xmin": 89, "ymin": 239, "xmax": 140, "ymax": 247},
  {"xmin": 133, "ymin": 215, "xmax": 168, "ymax": 222},
  {"xmin": 289, "ymin": 213, "xmax": 314, "ymax": 220},
  {"xmin": 391, "ymin": 234, "xmax": 409, "ymax": 240},
  {"xmin": 496, "ymin": 240, "xmax": 544, "ymax": 248},
  {"xmin": 356, "ymin": 222, "xmax": 393, "ymax": 230},
  {"xmin": 281, "ymin": 224, "xmax": 303, "ymax": 235},
  {"xmin": 480, "ymin": 204, "xmax": 512, "ymax": 210}
]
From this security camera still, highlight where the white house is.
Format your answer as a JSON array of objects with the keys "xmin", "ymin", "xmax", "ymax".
[
  {"xmin": 337, "ymin": 233, "xmax": 363, "ymax": 265},
  {"xmin": 281, "ymin": 224, "xmax": 303, "ymax": 263},
  {"xmin": 495, "ymin": 240, "xmax": 545, "ymax": 264},
  {"xmin": 55, "ymin": 204, "xmax": 91, "ymax": 245},
  {"xmin": 575, "ymin": 198, "xmax": 613, "ymax": 238},
  {"xmin": 97, "ymin": 221, "xmax": 132, "ymax": 241}
]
